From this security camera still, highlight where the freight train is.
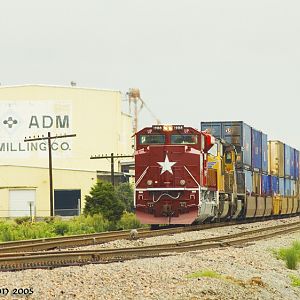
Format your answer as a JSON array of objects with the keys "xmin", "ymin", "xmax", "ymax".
[{"xmin": 134, "ymin": 122, "xmax": 300, "ymax": 225}]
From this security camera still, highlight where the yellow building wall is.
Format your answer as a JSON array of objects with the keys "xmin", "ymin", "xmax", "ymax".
[
  {"xmin": 0, "ymin": 85, "xmax": 133, "ymax": 172},
  {"xmin": 0, "ymin": 165, "xmax": 97, "ymax": 217}
]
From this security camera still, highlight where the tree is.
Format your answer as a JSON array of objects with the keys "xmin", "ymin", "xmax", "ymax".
[
  {"xmin": 115, "ymin": 182, "xmax": 134, "ymax": 212},
  {"xmin": 84, "ymin": 181, "xmax": 125, "ymax": 222}
]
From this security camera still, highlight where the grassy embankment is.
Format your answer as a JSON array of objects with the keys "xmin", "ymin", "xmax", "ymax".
[
  {"xmin": 273, "ymin": 240, "xmax": 300, "ymax": 287},
  {"xmin": 0, "ymin": 212, "xmax": 142, "ymax": 242}
]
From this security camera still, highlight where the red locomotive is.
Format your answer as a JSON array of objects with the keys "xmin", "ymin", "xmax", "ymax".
[
  {"xmin": 135, "ymin": 122, "xmax": 300, "ymax": 226},
  {"xmin": 134, "ymin": 125, "xmax": 215, "ymax": 225}
]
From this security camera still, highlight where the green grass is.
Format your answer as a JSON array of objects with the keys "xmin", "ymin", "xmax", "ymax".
[
  {"xmin": 273, "ymin": 241, "xmax": 300, "ymax": 270},
  {"xmin": 290, "ymin": 275, "xmax": 300, "ymax": 287},
  {"xmin": 0, "ymin": 212, "xmax": 143, "ymax": 242},
  {"xmin": 187, "ymin": 269, "xmax": 221, "ymax": 279}
]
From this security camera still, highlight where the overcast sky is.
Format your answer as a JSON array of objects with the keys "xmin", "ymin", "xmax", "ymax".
[{"xmin": 1, "ymin": 1, "xmax": 300, "ymax": 148}]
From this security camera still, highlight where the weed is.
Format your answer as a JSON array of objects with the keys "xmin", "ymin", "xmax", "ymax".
[
  {"xmin": 290, "ymin": 274, "xmax": 300, "ymax": 287},
  {"xmin": 273, "ymin": 241, "xmax": 300, "ymax": 270},
  {"xmin": 187, "ymin": 269, "xmax": 221, "ymax": 279},
  {"xmin": 0, "ymin": 212, "xmax": 144, "ymax": 242}
]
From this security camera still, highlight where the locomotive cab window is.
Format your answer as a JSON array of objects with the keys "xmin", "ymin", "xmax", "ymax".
[
  {"xmin": 208, "ymin": 144, "xmax": 218, "ymax": 156},
  {"xmin": 171, "ymin": 134, "xmax": 197, "ymax": 144},
  {"xmin": 139, "ymin": 134, "xmax": 165, "ymax": 145}
]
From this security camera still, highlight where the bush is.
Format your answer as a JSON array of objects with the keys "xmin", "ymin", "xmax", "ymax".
[
  {"xmin": 0, "ymin": 211, "xmax": 141, "ymax": 242},
  {"xmin": 15, "ymin": 216, "xmax": 31, "ymax": 224},
  {"xmin": 115, "ymin": 183, "xmax": 134, "ymax": 212},
  {"xmin": 53, "ymin": 222, "xmax": 70, "ymax": 235},
  {"xmin": 117, "ymin": 212, "xmax": 141, "ymax": 230},
  {"xmin": 84, "ymin": 180, "xmax": 125, "ymax": 222}
]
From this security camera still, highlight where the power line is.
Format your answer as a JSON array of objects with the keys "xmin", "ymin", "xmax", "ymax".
[
  {"xmin": 24, "ymin": 132, "xmax": 76, "ymax": 216},
  {"xmin": 90, "ymin": 153, "xmax": 133, "ymax": 186}
]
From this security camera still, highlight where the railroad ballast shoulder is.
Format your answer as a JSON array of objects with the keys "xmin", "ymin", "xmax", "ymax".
[{"xmin": 134, "ymin": 122, "xmax": 300, "ymax": 225}]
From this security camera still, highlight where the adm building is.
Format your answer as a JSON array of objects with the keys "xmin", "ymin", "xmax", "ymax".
[{"xmin": 0, "ymin": 85, "xmax": 133, "ymax": 217}]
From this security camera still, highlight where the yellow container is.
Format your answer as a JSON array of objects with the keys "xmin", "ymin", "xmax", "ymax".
[
  {"xmin": 268, "ymin": 140, "xmax": 284, "ymax": 177},
  {"xmin": 272, "ymin": 196, "xmax": 281, "ymax": 215}
]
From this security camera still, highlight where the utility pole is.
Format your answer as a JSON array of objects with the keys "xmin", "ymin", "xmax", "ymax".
[
  {"xmin": 90, "ymin": 153, "xmax": 133, "ymax": 186},
  {"xmin": 24, "ymin": 132, "xmax": 76, "ymax": 216}
]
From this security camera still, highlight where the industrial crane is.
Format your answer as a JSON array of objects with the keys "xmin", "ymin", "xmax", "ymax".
[{"xmin": 127, "ymin": 88, "xmax": 161, "ymax": 134}]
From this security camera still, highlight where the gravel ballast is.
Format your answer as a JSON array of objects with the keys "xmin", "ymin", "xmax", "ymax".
[{"xmin": 1, "ymin": 218, "xmax": 300, "ymax": 299}]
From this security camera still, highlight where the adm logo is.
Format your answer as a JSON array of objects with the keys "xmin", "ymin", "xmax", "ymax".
[
  {"xmin": 1, "ymin": 110, "xmax": 22, "ymax": 134},
  {"xmin": 3, "ymin": 116, "xmax": 18, "ymax": 129},
  {"xmin": 1, "ymin": 114, "xmax": 69, "ymax": 132}
]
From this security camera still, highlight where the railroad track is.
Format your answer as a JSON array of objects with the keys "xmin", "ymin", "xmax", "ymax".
[
  {"xmin": 0, "ymin": 220, "xmax": 249, "ymax": 253},
  {"xmin": 1, "ymin": 220, "xmax": 299, "ymax": 271}
]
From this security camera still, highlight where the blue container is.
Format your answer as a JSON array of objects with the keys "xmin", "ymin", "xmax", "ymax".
[
  {"xmin": 201, "ymin": 121, "xmax": 252, "ymax": 168},
  {"xmin": 252, "ymin": 129, "xmax": 262, "ymax": 170},
  {"xmin": 271, "ymin": 176, "xmax": 279, "ymax": 195},
  {"xmin": 261, "ymin": 133, "xmax": 268, "ymax": 173},
  {"xmin": 290, "ymin": 147, "xmax": 295, "ymax": 178},
  {"xmin": 295, "ymin": 149, "xmax": 299, "ymax": 179},
  {"xmin": 284, "ymin": 178, "xmax": 291, "ymax": 196},
  {"xmin": 284, "ymin": 144, "xmax": 291, "ymax": 178},
  {"xmin": 279, "ymin": 178, "xmax": 284, "ymax": 195},
  {"xmin": 245, "ymin": 169, "xmax": 253, "ymax": 194},
  {"xmin": 261, "ymin": 174, "xmax": 271, "ymax": 196}
]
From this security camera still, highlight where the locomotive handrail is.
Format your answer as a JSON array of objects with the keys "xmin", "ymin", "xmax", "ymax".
[
  {"xmin": 184, "ymin": 166, "xmax": 200, "ymax": 187},
  {"xmin": 135, "ymin": 166, "xmax": 149, "ymax": 186}
]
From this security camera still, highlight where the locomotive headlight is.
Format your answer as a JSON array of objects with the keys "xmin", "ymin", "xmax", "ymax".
[
  {"xmin": 147, "ymin": 180, "xmax": 153, "ymax": 186},
  {"xmin": 180, "ymin": 179, "xmax": 186, "ymax": 186},
  {"xmin": 163, "ymin": 125, "xmax": 173, "ymax": 131}
]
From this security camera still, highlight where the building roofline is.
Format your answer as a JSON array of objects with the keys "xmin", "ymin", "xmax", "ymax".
[
  {"xmin": 0, "ymin": 164, "xmax": 98, "ymax": 173},
  {"xmin": 0, "ymin": 84, "xmax": 121, "ymax": 94}
]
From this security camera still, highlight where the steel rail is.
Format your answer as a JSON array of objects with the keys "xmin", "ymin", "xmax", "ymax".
[
  {"xmin": 0, "ymin": 220, "xmax": 299, "ymax": 271},
  {"xmin": 0, "ymin": 220, "xmax": 247, "ymax": 253},
  {"xmin": 0, "ymin": 216, "xmax": 298, "ymax": 253}
]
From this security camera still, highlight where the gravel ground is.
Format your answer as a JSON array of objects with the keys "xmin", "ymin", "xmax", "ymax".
[
  {"xmin": 74, "ymin": 216, "xmax": 300, "ymax": 251},
  {"xmin": 0, "ymin": 218, "xmax": 300, "ymax": 299}
]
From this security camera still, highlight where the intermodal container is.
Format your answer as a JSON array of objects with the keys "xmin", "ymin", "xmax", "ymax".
[
  {"xmin": 245, "ymin": 169, "xmax": 253, "ymax": 194},
  {"xmin": 295, "ymin": 149, "xmax": 299, "ymax": 179},
  {"xmin": 291, "ymin": 180, "xmax": 297, "ymax": 197},
  {"xmin": 270, "ymin": 176, "xmax": 279, "ymax": 195},
  {"xmin": 268, "ymin": 141, "xmax": 284, "ymax": 177},
  {"xmin": 290, "ymin": 147, "xmax": 295, "ymax": 179},
  {"xmin": 279, "ymin": 177, "xmax": 284, "ymax": 195},
  {"xmin": 236, "ymin": 170, "xmax": 253, "ymax": 194},
  {"xmin": 252, "ymin": 171, "xmax": 261, "ymax": 195},
  {"xmin": 261, "ymin": 174, "xmax": 271, "ymax": 196},
  {"xmin": 201, "ymin": 121, "xmax": 252, "ymax": 169},
  {"xmin": 201, "ymin": 122, "xmax": 222, "ymax": 137},
  {"xmin": 284, "ymin": 144, "xmax": 291, "ymax": 178},
  {"xmin": 284, "ymin": 178, "xmax": 291, "ymax": 196},
  {"xmin": 252, "ymin": 129, "xmax": 262, "ymax": 170},
  {"xmin": 261, "ymin": 133, "xmax": 268, "ymax": 173}
]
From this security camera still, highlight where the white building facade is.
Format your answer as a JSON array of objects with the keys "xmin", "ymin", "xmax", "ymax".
[{"xmin": 0, "ymin": 85, "xmax": 133, "ymax": 217}]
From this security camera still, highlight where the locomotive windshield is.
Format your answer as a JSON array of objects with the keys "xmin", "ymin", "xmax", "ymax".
[
  {"xmin": 140, "ymin": 134, "xmax": 165, "ymax": 144},
  {"xmin": 171, "ymin": 134, "xmax": 197, "ymax": 144}
]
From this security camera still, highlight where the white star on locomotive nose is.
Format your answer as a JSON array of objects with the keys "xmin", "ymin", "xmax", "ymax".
[{"xmin": 157, "ymin": 154, "xmax": 176, "ymax": 174}]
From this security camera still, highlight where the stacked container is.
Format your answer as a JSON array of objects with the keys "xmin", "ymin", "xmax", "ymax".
[
  {"xmin": 268, "ymin": 140, "xmax": 284, "ymax": 196},
  {"xmin": 201, "ymin": 121, "xmax": 267, "ymax": 197}
]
